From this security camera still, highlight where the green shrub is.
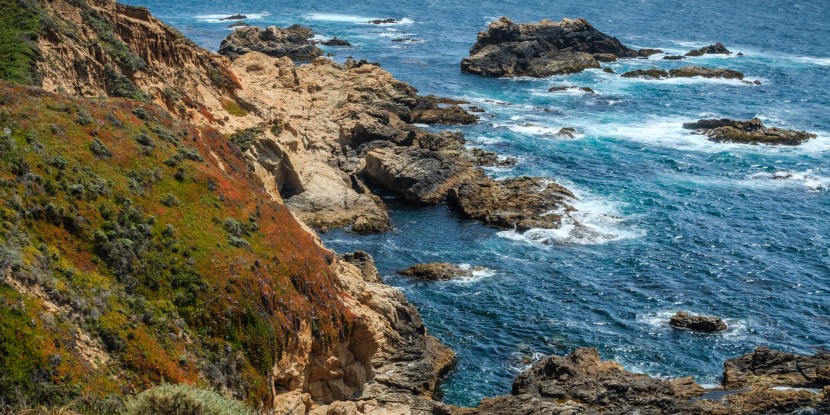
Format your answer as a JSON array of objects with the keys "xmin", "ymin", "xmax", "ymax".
[
  {"xmin": 124, "ymin": 384, "xmax": 255, "ymax": 415},
  {"xmin": 89, "ymin": 138, "xmax": 112, "ymax": 158}
]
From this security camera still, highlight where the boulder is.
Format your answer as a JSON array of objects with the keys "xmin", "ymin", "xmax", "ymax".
[
  {"xmin": 683, "ymin": 118, "xmax": 816, "ymax": 145},
  {"xmin": 449, "ymin": 176, "xmax": 575, "ymax": 231},
  {"xmin": 603, "ymin": 67, "xmax": 615, "ymax": 73},
  {"xmin": 321, "ymin": 37, "xmax": 351, "ymax": 47},
  {"xmin": 669, "ymin": 311, "xmax": 728, "ymax": 332},
  {"xmin": 398, "ymin": 263, "xmax": 476, "ymax": 280},
  {"xmin": 686, "ymin": 42, "xmax": 732, "ymax": 56},
  {"xmin": 723, "ymin": 346, "xmax": 830, "ymax": 389},
  {"xmin": 548, "ymin": 85, "xmax": 594, "ymax": 93},
  {"xmin": 554, "ymin": 127, "xmax": 578, "ymax": 138},
  {"xmin": 411, "ymin": 95, "xmax": 478, "ymax": 125},
  {"xmin": 460, "ymin": 17, "xmax": 638, "ymax": 78},
  {"xmin": 219, "ymin": 25, "xmax": 323, "ymax": 61}
]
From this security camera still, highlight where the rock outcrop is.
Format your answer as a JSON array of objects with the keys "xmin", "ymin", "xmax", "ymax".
[
  {"xmin": 669, "ymin": 311, "xmax": 728, "ymax": 332},
  {"xmin": 411, "ymin": 95, "xmax": 480, "ymax": 125},
  {"xmin": 686, "ymin": 42, "xmax": 732, "ymax": 56},
  {"xmin": 461, "ymin": 348, "xmax": 826, "ymax": 415},
  {"xmin": 622, "ymin": 66, "xmax": 744, "ymax": 79},
  {"xmin": 683, "ymin": 118, "xmax": 817, "ymax": 145},
  {"xmin": 723, "ymin": 347, "xmax": 830, "ymax": 389},
  {"xmin": 398, "ymin": 263, "xmax": 476, "ymax": 280},
  {"xmin": 219, "ymin": 25, "xmax": 323, "ymax": 61},
  {"xmin": 321, "ymin": 37, "xmax": 352, "ymax": 47},
  {"xmin": 460, "ymin": 17, "xmax": 642, "ymax": 77}
]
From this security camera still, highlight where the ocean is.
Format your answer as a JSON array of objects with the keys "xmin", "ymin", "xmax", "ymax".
[{"xmin": 122, "ymin": 0, "xmax": 830, "ymax": 406}]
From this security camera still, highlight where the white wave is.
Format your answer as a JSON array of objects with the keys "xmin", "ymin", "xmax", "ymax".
[
  {"xmin": 493, "ymin": 123, "xmax": 563, "ymax": 137},
  {"xmin": 619, "ymin": 75, "xmax": 762, "ymax": 87},
  {"xmin": 497, "ymin": 183, "xmax": 642, "ymax": 246},
  {"xmin": 745, "ymin": 170, "xmax": 830, "ymax": 192},
  {"xmin": 304, "ymin": 13, "xmax": 413, "ymax": 25},
  {"xmin": 195, "ymin": 12, "xmax": 270, "ymax": 23},
  {"xmin": 787, "ymin": 56, "xmax": 830, "ymax": 66},
  {"xmin": 450, "ymin": 264, "xmax": 497, "ymax": 284}
]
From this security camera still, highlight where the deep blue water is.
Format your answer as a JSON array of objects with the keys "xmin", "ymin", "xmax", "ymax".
[{"xmin": 124, "ymin": 0, "xmax": 830, "ymax": 406}]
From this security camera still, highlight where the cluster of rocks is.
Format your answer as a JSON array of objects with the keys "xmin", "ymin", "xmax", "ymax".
[
  {"xmin": 686, "ymin": 42, "xmax": 732, "ymax": 56},
  {"xmin": 460, "ymin": 17, "xmax": 652, "ymax": 77},
  {"xmin": 622, "ymin": 65, "xmax": 745, "ymax": 80},
  {"xmin": 684, "ymin": 118, "xmax": 817, "ymax": 145},
  {"xmin": 219, "ymin": 24, "xmax": 324, "ymax": 61}
]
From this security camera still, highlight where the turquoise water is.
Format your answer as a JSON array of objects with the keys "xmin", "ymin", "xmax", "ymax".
[{"xmin": 125, "ymin": 0, "xmax": 830, "ymax": 406}]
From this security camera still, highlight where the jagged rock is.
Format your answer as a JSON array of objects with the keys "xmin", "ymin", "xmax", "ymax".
[
  {"xmin": 448, "ymin": 176, "xmax": 575, "ymax": 231},
  {"xmin": 723, "ymin": 347, "xmax": 830, "ymax": 389},
  {"xmin": 462, "ymin": 348, "xmax": 827, "ymax": 415},
  {"xmin": 555, "ymin": 127, "xmax": 578, "ymax": 138},
  {"xmin": 548, "ymin": 85, "xmax": 594, "ymax": 93},
  {"xmin": 411, "ymin": 95, "xmax": 478, "ymax": 125},
  {"xmin": 683, "ymin": 117, "xmax": 816, "ymax": 145},
  {"xmin": 663, "ymin": 55, "xmax": 685, "ymax": 60},
  {"xmin": 669, "ymin": 311, "xmax": 727, "ymax": 332},
  {"xmin": 686, "ymin": 42, "xmax": 732, "ymax": 56},
  {"xmin": 460, "ymin": 17, "xmax": 638, "ymax": 78},
  {"xmin": 219, "ymin": 25, "xmax": 323, "ymax": 61},
  {"xmin": 222, "ymin": 14, "xmax": 247, "ymax": 20},
  {"xmin": 368, "ymin": 18, "xmax": 400, "ymax": 24},
  {"xmin": 398, "ymin": 263, "xmax": 475, "ymax": 280},
  {"xmin": 622, "ymin": 65, "xmax": 744, "ymax": 80},
  {"xmin": 472, "ymin": 148, "xmax": 517, "ymax": 167},
  {"xmin": 322, "ymin": 37, "xmax": 352, "ymax": 47},
  {"xmin": 638, "ymin": 48, "xmax": 664, "ymax": 57}
]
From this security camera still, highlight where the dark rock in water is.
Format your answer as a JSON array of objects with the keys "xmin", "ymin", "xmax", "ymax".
[
  {"xmin": 548, "ymin": 85, "xmax": 594, "ymax": 93},
  {"xmin": 398, "ymin": 263, "xmax": 477, "ymax": 280},
  {"xmin": 472, "ymin": 148, "xmax": 517, "ymax": 167},
  {"xmin": 467, "ymin": 105, "xmax": 485, "ymax": 113},
  {"xmin": 622, "ymin": 65, "xmax": 744, "ymax": 80},
  {"xmin": 321, "ymin": 37, "xmax": 351, "ymax": 46},
  {"xmin": 448, "ymin": 176, "xmax": 575, "ymax": 231},
  {"xmin": 603, "ymin": 67, "xmax": 615, "ymax": 73},
  {"xmin": 669, "ymin": 65, "xmax": 743, "ymax": 79},
  {"xmin": 219, "ymin": 25, "xmax": 322, "ymax": 61},
  {"xmin": 638, "ymin": 48, "xmax": 663, "ymax": 57},
  {"xmin": 368, "ymin": 18, "xmax": 400, "ymax": 24},
  {"xmin": 411, "ymin": 95, "xmax": 478, "ymax": 125},
  {"xmin": 686, "ymin": 42, "xmax": 732, "ymax": 56},
  {"xmin": 737, "ymin": 52, "xmax": 744, "ymax": 56},
  {"xmin": 221, "ymin": 14, "xmax": 246, "ymax": 20},
  {"xmin": 555, "ymin": 127, "xmax": 578, "ymax": 138},
  {"xmin": 464, "ymin": 347, "xmax": 827, "ymax": 415},
  {"xmin": 683, "ymin": 117, "xmax": 816, "ymax": 145},
  {"xmin": 593, "ymin": 53, "xmax": 618, "ymax": 62},
  {"xmin": 723, "ymin": 347, "xmax": 830, "ymax": 389},
  {"xmin": 460, "ymin": 17, "xmax": 638, "ymax": 78},
  {"xmin": 663, "ymin": 54, "xmax": 686, "ymax": 60},
  {"xmin": 391, "ymin": 37, "xmax": 423, "ymax": 44},
  {"xmin": 227, "ymin": 21, "xmax": 250, "ymax": 28},
  {"xmin": 622, "ymin": 68, "xmax": 669, "ymax": 78},
  {"xmin": 669, "ymin": 311, "xmax": 727, "ymax": 332}
]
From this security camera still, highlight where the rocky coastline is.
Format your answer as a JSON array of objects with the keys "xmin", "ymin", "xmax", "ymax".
[{"xmin": 0, "ymin": 1, "xmax": 826, "ymax": 414}]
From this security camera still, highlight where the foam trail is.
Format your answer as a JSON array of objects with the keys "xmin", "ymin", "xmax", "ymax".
[
  {"xmin": 196, "ymin": 12, "xmax": 270, "ymax": 23},
  {"xmin": 304, "ymin": 13, "xmax": 414, "ymax": 25}
]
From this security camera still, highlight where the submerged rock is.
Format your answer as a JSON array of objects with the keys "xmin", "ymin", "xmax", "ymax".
[
  {"xmin": 222, "ymin": 14, "xmax": 246, "ymax": 20},
  {"xmin": 548, "ymin": 85, "xmax": 595, "ymax": 93},
  {"xmin": 622, "ymin": 65, "xmax": 744, "ymax": 80},
  {"xmin": 219, "ymin": 25, "xmax": 322, "ymax": 61},
  {"xmin": 638, "ymin": 48, "xmax": 664, "ymax": 57},
  {"xmin": 555, "ymin": 127, "xmax": 578, "ymax": 138},
  {"xmin": 460, "ymin": 17, "xmax": 638, "ymax": 77},
  {"xmin": 368, "ymin": 18, "xmax": 400, "ymax": 24},
  {"xmin": 227, "ymin": 21, "xmax": 250, "ymax": 28},
  {"xmin": 683, "ymin": 117, "xmax": 816, "ymax": 145},
  {"xmin": 686, "ymin": 42, "xmax": 732, "ymax": 56},
  {"xmin": 663, "ymin": 55, "xmax": 686, "ymax": 60},
  {"xmin": 603, "ymin": 67, "xmax": 615, "ymax": 73},
  {"xmin": 398, "ymin": 263, "xmax": 476, "ymax": 280},
  {"xmin": 669, "ymin": 311, "xmax": 727, "ymax": 332}
]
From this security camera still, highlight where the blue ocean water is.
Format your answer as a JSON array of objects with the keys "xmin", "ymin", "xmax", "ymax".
[{"xmin": 124, "ymin": 0, "xmax": 830, "ymax": 406}]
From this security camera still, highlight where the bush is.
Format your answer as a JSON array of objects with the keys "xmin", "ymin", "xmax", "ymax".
[
  {"xmin": 124, "ymin": 384, "xmax": 254, "ymax": 415},
  {"xmin": 89, "ymin": 139, "xmax": 112, "ymax": 158},
  {"xmin": 160, "ymin": 194, "xmax": 180, "ymax": 207}
]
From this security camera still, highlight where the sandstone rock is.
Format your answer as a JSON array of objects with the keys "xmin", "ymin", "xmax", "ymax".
[
  {"xmin": 449, "ymin": 176, "xmax": 575, "ymax": 231},
  {"xmin": 686, "ymin": 42, "xmax": 732, "ymax": 56},
  {"xmin": 723, "ymin": 346, "xmax": 830, "ymax": 389},
  {"xmin": 669, "ymin": 311, "xmax": 728, "ymax": 332},
  {"xmin": 683, "ymin": 117, "xmax": 816, "ymax": 145},
  {"xmin": 340, "ymin": 251, "xmax": 382, "ymax": 283},
  {"xmin": 219, "ymin": 25, "xmax": 323, "ymax": 61},
  {"xmin": 411, "ymin": 95, "xmax": 478, "ymax": 125},
  {"xmin": 398, "ymin": 263, "xmax": 475, "ymax": 280},
  {"xmin": 322, "ymin": 37, "xmax": 352, "ymax": 47},
  {"xmin": 460, "ymin": 17, "xmax": 638, "ymax": 78}
]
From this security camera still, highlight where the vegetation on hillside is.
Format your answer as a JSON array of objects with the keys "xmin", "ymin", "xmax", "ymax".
[
  {"xmin": 0, "ymin": 82, "xmax": 352, "ymax": 413},
  {"xmin": 0, "ymin": 0, "xmax": 42, "ymax": 85}
]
